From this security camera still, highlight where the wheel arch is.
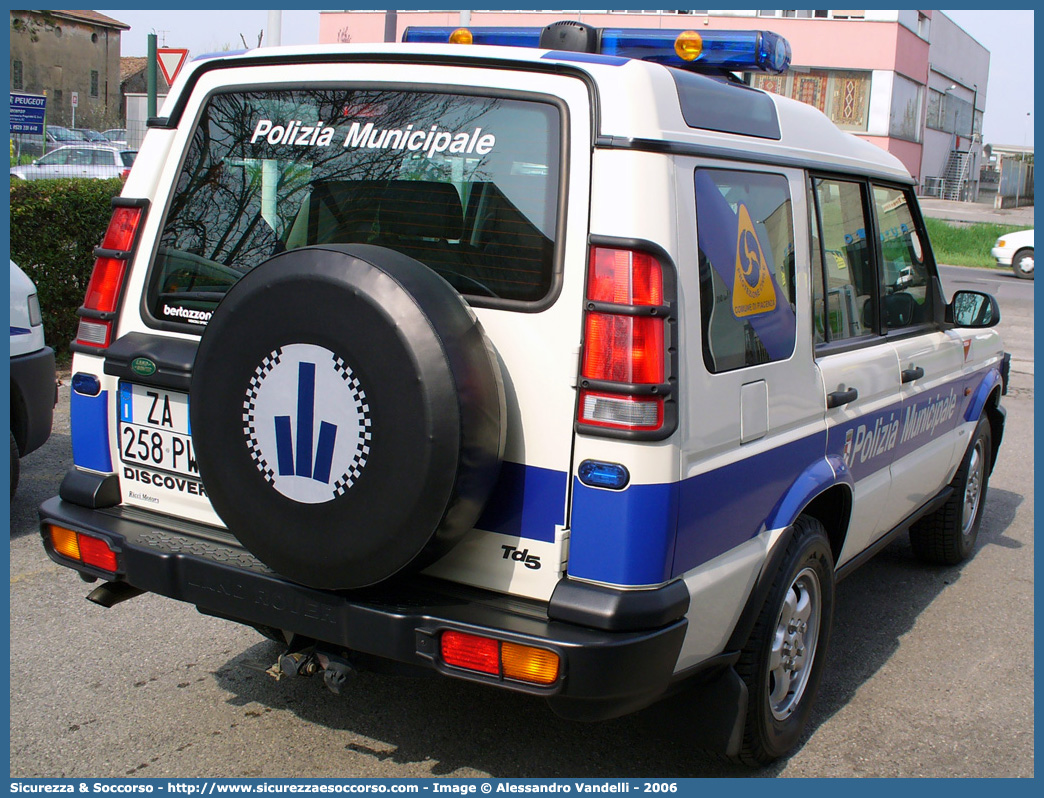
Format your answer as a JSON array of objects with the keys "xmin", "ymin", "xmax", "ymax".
[
  {"xmin": 797, "ymin": 482, "xmax": 852, "ymax": 566},
  {"xmin": 984, "ymin": 384, "xmax": 1005, "ymax": 476},
  {"xmin": 725, "ymin": 459, "xmax": 851, "ymax": 653},
  {"xmin": 966, "ymin": 368, "xmax": 1005, "ymax": 476},
  {"xmin": 764, "ymin": 456, "xmax": 853, "ymax": 566}
]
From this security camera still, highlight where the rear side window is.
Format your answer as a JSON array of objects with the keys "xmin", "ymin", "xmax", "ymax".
[
  {"xmin": 695, "ymin": 168, "xmax": 796, "ymax": 373},
  {"xmin": 149, "ymin": 88, "xmax": 561, "ymax": 328}
]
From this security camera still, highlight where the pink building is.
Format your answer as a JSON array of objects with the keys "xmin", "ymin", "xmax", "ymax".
[{"xmin": 318, "ymin": 10, "xmax": 988, "ymax": 198}]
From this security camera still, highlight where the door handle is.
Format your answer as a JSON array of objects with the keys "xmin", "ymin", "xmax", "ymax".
[
  {"xmin": 827, "ymin": 387, "xmax": 859, "ymax": 408},
  {"xmin": 901, "ymin": 366, "xmax": 925, "ymax": 384}
]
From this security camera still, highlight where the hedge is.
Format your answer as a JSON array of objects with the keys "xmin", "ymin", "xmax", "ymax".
[{"xmin": 10, "ymin": 177, "xmax": 123, "ymax": 359}]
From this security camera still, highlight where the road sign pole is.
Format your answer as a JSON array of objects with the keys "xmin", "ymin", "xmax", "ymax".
[{"xmin": 147, "ymin": 33, "xmax": 157, "ymax": 119}]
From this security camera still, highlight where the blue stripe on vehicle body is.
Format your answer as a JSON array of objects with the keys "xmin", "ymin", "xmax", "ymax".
[
  {"xmin": 71, "ymin": 390, "xmax": 113, "ymax": 473},
  {"xmin": 567, "ymin": 366, "xmax": 997, "ymax": 585},
  {"xmin": 672, "ymin": 432, "xmax": 826, "ymax": 579},
  {"xmin": 10, "ymin": 326, "xmax": 31, "ymax": 336},
  {"xmin": 476, "ymin": 461, "xmax": 568, "ymax": 544},
  {"xmin": 569, "ymin": 478, "xmax": 679, "ymax": 585},
  {"xmin": 470, "ymin": 369, "xmax": 997, "ymax": 584}
]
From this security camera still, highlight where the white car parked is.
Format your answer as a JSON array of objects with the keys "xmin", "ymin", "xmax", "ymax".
[
  {"xmin": 10, "ymin": 261, "xmax": 56, "ymax": 496},
  {"xmin": 9, "ymin": 144, "xmax": 136, "ymax": 181},
  {"xmin": 991, "ymin": 228, "xmax": 1034, "ymax": 279}
]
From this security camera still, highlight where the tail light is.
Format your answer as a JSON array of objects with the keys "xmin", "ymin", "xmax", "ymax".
[
  {"xmin": 47, "ymin": 524, "xmax": 119, "ymax": 573},
  {"xmin": 577, "ymin": 245, "xmax": 675, "ymax": 437},
  {"xmin": 120, "ymin": 167, "xmax": 131, "ymax": 181},
  {"xmin": 74, "ymin": 199, "xmax": 147, "ymax": 349},
  {"xmin": 440, "ymin": 630, "xmax": 560, "ymax": 686}
]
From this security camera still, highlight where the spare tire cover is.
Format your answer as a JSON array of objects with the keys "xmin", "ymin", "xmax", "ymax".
[{"xmin": 189, "ymin": 244, "xmax": 505, "ymax": 589}]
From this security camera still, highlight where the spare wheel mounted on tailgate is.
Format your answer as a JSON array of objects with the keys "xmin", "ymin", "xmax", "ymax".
[{"xmin": 189, "ymin": 243, "xmax": 506, "ymax": 589}]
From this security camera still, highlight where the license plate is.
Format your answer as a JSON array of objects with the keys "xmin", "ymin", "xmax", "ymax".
[{"xmin": 118, "ymin": 383, "xmax": 199, "ymax": 478}]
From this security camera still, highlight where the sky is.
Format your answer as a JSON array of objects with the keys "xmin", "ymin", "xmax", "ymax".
[{"xmin": 98, "ymin": 8, "xmax": 1034, "ymax": 147}]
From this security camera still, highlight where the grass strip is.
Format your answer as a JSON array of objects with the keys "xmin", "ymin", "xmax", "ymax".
[{"xmin": 924, "ymin": 217, "xmax": 1028, "ymax": 268}]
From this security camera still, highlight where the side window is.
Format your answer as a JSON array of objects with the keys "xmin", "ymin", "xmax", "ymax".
[
  {"xmin": 871, "ymin": 184, "xmax": 934, "ymax": 329},
  {"xmin": 41, "ymin": 149, "xmax": 67, "ymax": 166},
  {"xmin": 810, "ymin": 177, "xmax": 876, "ymax": 342},
  {"xmin": 695, "ymin": 168, "xmax": 797, "ymax": 373}
]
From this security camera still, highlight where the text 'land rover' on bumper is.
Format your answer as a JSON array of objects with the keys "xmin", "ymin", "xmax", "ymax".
[{"xmin": 40, "ymin": 21, "xmax": 1008, "ymax": 765}]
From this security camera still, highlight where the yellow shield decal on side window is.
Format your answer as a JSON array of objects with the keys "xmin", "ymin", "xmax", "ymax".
[{"xmin": 732, "ymin": 203, "xmax": 777, "ymax": 318}]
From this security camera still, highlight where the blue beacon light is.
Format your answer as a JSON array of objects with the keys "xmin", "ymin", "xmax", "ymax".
[{"xmin": 401, "ymin": 24, "xmax": 792, "ymax": 75}]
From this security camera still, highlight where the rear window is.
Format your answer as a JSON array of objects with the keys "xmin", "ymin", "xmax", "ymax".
[{"xmin": 149, "ymin": 88, "xmax": 562, "ymax": 327}]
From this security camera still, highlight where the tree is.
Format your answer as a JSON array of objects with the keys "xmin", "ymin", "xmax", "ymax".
[{"xmin": 10, "ymin": 10, "xmax": 58, "ymax": 43}]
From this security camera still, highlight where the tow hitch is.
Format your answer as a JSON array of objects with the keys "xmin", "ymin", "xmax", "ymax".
[{"xmin": 267, "ymin": 646, "xmax": 356, "ymax": 695}]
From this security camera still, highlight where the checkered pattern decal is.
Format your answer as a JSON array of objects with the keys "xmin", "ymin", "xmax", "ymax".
[{"xmin": 242, "ymin": 345, "xmax": 371, "ymax": 503}]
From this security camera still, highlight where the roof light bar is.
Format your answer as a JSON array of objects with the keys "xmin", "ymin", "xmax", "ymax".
[{"xmin": 401, "ymin": 23, "xmax": 791, "ymax": 74}]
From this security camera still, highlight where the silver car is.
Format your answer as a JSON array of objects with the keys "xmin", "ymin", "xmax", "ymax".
[{"xmin": 9, "ymin": 144, "xmax": 136, "ymax": 181}]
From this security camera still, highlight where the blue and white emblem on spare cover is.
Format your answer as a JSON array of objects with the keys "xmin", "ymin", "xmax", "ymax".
[{"xmin": 243, "ymin": 343, "xmax": 371, "ymax": 504}]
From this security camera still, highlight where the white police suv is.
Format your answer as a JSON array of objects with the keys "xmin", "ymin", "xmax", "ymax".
[
  {"xmin": 40, "ymin": 21, "xmax": 1009, "ymax": 764},
  {"xmin": 10, "ymin": 260, "xmax": 56, "ymax": 496}
]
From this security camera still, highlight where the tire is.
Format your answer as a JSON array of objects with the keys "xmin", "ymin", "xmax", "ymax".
[
  {"xmin": 732, "ymin": 516, "xmax": 835, "ymax": 765},
  {"xmin": 190, "ymin": 244, "xmax": 506, "ymax": 590},
  {"xmin": 909, "ymin": 414, "xmax": 992, "ymax": 565},
  {"xmin": 1011, "ymin": 249, "xmax": 1034, "ymax": 279},
  {"xmin": 10, "ymin": 431, "xmax": 20, "ymax": 499}
]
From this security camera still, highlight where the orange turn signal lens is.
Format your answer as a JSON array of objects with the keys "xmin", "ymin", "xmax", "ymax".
[
  {"xmin": 49, "ymin": 525, "xmax": 81, "ymax": 561},
  {"xmin": 47, "ymin": 525, "xmax": 118, "ymax": 573},
  {"xmin": 502, "ymin": 642, "xmax": 560, "ymax": 685},
  {"xmin": 674, "ymin": 30, "xmax": 703, "ymax": 61},
  {"xmin": 440, "ymin": 631, "xmax": 560, "ymax": 685},
  {"xmin": 449, "ymin": 27, "xmax": 474, "ymax": 45}
]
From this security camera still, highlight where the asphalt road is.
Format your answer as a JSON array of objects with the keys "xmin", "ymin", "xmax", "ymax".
[{"xmin": 8, "ymin": 269, "xmax": 1034, "ymax": 778}]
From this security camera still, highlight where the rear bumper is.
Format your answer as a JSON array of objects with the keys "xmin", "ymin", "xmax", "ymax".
[{"xmin": 39, "ymin": 494, "xmax": 687, "ymax": 721}]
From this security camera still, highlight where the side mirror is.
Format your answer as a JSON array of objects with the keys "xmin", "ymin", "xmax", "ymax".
[{"xmin": 947, "ymin": 290, "xmax": 1000, "ymax": 328}]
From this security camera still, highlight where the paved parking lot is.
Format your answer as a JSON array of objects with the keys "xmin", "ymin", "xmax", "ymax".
[{"xmin": 8, "ymin": 266, "xmax": 1034, "ymax": 778}]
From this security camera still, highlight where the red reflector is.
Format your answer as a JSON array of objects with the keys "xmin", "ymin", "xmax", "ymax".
[
  {"xmin": 588, "ymin": 247, "xmax": 663, "ymax": 306},
  {"xmin": 100, "ymin": 206, "xmax": 143, "ymax": 252},
  {"xmin": 83, "ymin": 257, "xmax": 127, "ymax": 313},
  {"xmin": 441, "ymin": 631, "xmax": 500, "ymax": 675},
  {"xmin": 76, "ymin": 534, "xmax": 118, "ymax": 572},
  {"xmin": 582, "ymin": 313, "xmax": 664, "ymax": 384}
]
